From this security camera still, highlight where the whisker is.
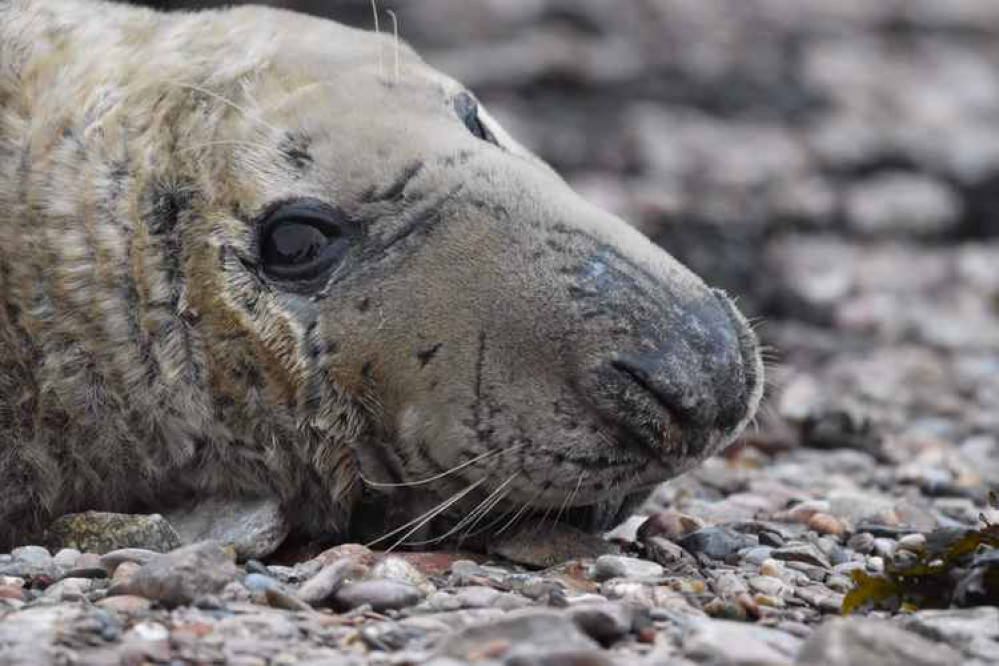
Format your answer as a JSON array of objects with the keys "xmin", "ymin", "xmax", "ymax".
[
  {"xmin": 552, "ymin": 472, "xmax": 585, "ymax": 532},
  {"xmin": 370, "ymin": 0, "xmax": 384, "ymax": 78},
  {"xmin": 386, "ymin": 9, "xmax": 400, "ymax": 84},
  {"xmin": 358, "ymin": 442, "xmax": 522, "ymax": 489},
  {"xmin": 408, "ymin": 472, "xmax": 518, "ymax": 547},
  {"xmin": 365, "ymin": 477, "xmax": 485, "ymax": 549},
  {"xmin": 169, "ymin": 82, "xmax": 279, "ymax": 134}
]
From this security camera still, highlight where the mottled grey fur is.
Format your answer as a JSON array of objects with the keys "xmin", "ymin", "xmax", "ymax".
[{"xmin": 0, "ymin": 0, "xmax": 763, "ymax": 550}]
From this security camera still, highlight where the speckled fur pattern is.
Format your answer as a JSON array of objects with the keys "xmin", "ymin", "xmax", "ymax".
[{"xmin": 0, "ymin": 0, "xmax": 763, "ymax": 550}]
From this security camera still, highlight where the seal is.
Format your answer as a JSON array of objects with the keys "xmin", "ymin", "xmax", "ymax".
[{"xmin": 0, "ymin": 0, "xmax": 764, "ymax": 550}]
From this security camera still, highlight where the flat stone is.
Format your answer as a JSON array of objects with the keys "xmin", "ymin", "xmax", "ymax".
[
  {"xmin": 590, "ymin": 555, "xmax": 664, "ymax": 582},
  {"xmin": 683, "ymin": 618, "xmax": 801, "ymax": 666},
  {"xmin": 96, "ymin": 594, "xmax": 153, "ymax": 615},
  {"xmin": 44, "ymin": 512, "xmax": 182, "ymax": 554},
  {"xmin": 435, "ymin": 609, "xmax": 600, "ymax": 661},
  {"xmin": 902, "ymin": 607, "xmax": 999, "ymax": 661},
  {"xmin": 771, "ymin": 544, "xmax": 831, "ymax": 569},
  {"xmin": 333, "ymin": 579, "xmax": 423, "ymax": 612},
  {"xmin": 124, "ymin": 541, "xmax": 238, "ymax": 607},
  {"xmin": 566, "ymin": 601, "xmax": 636, "ymax": 646},
  {"xmin": 11, "ymin": 546, "xmax": 52, "ymax": 567},
  {"xmin": 165, "ymin": 497, "xmax": 290, "ymax": 561},
  {"xmin": 795, "ymin": 617, "xmax": 961, "ymax": 666}
]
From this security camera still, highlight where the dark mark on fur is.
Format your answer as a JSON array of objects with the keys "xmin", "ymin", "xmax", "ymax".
[
  {"xmin": 279, "ymin": 131, "xmax": 313, "ymax": 170},
  {"xmin": 417, "ymin": 342, "xmax": 442, "ymax": 368}
]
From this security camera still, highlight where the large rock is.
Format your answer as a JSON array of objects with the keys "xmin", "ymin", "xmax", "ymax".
[
  {"xmin": 434, "ymin": 609, "xmax": 600, "ymax": 662},
  {"xmin": 164, "ymin": 497, "xmax": 290, "ymax": 561},
  {"xmin": 44, "ymin": 512, "xmax": 182, "ymax": 554},
  {"xmin": 794, "ymin": 618, "xmax": 961, "ymax": 666}
]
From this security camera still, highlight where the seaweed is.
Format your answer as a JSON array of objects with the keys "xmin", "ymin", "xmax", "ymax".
[{"xmin": 843, "ymin": 491, "xmax": 999, "ymax": 613}]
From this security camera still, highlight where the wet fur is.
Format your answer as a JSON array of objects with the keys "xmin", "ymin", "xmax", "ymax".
[{"xmin": 0, "ymin": 0, "xmax": 763, "ymax": 550}]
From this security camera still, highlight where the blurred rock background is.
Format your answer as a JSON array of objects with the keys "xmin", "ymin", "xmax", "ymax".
[{"xmin": 130, "ymin": 1, "xmax": 999, "ymax": 490}]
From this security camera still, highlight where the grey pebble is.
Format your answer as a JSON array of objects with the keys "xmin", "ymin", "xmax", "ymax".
[{"xmin": 333, "ymin": 579, "xmax": 423, "ymax": 612}]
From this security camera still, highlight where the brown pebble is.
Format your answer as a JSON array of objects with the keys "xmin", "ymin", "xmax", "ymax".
[
  {"xmin": 97, "ymin": 594, "xmax": 153, "ymax": 614},
  {"xmin": 0, "ymin": 585, "xmax": 24, "ymax": 601},
  {"xmin": 638, "ymin": 510, "xmax": 705, "ymax": 542},
  {"xmin": 808, "ymin": 513, "xmax": 846, "ymax": 536}
]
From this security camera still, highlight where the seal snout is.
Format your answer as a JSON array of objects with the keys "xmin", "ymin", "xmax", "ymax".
[{"xmin": 593, "ymin": 285, "xmax": 762, "ymax": 464}]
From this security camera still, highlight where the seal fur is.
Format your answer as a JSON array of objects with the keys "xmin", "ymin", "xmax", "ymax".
[{"xmin": 0, "ymin": 0, "xmax": 764, "ymax": 549}]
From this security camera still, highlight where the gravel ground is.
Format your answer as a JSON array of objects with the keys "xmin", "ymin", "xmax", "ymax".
[{"xmin": 2, "ymin": 1, "xmax": 998, "ymax": 664}]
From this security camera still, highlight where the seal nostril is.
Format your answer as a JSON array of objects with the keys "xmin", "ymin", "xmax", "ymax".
[{"xmin": 610, "ymin": 356, "xmax": 703, "ymax": 428}]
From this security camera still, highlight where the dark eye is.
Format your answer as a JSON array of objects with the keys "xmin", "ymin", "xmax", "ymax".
[
  {"xmin": 259, "ymin": 202, "xmax": 352, "ymax": 281},
  {"xmin": 454, "ymin": 91, "xmax": 497, "ymax": 145}
]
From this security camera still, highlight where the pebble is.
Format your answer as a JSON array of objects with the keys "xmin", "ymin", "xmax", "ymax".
[
  {"xmin": 333, "ymin": 580, "xmax": 423, "ymax": 612},
  {"xmin": 771, "ymin": 544, "xmax": 831, "ymax": 569},
  {"xmin": 165, "ymin": 497, "xmax": 290, "ymax": 561},
  {"xmin": 123, "ymin": 541, "xmax": 238, "ymax": 607},
  {"xmin": 297, "ymin": 558, "xmax": 364, "ymax": 607},
  {"xmin": 678, "ymin": 527, "xmax": 758, "ymax": 561},
  {"xmin": 796, "ymin": 618, "xmax": 962, "ymax": 666},
  {"xmin": 590, "ymin": 555, "xmax": 664, "ymax": 582}
]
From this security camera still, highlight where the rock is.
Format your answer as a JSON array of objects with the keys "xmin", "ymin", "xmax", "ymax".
[
  {"xmin": 771, "ymin": 544, "xmax": 831, "ymax": 569},
  {"xmin": 370, "ymin": 556, "xmax": 435, "ymax": 595},
  {"xmin": 96, "ymin": 595, "xmax": 153, "ymax": 615},
  {"xmin": 164, "ymin": 497, "xmax": 290, "ymax": 561},
  {"xmin": 807, "ymin": 513, "xmax": 846, "ymax": 536},
  {"xmin": 297, "ymin": 558, "xmax": 365, "ymax": 607},
  {"xmin": 11, "ymin": 546, "xmax": 52, "ymax": 567},
  {"xmin": 264, "ymin": 585, "xmax": 314, "ymax": 612},
  {"xmin": 110, "ymin": 561, "xmax": 142, "ymax": 590},
  {"xmin": 566, "ymin": 602, "xmax": 636, "ymax": 646},
  {"xmin": 683, "ymin": 618, "xmax": 802, "ymax": 666},
  {"xmin": 902, "ymin": 607, "xmax": 999, "ymax": 662},
  {"xmin": 679, "ymin": 527, "xmax": 757, "ymax": 561},
  {"xmin": 52, "ymin": 548, "xmax": 82, "ymax": 569},
  {"xmin": 123, "ymin": 541, "xmax": 238, "ymax": 607},
  {"xmin": 43, "ymin": 577, "xmax": 96, "ymax": 600},
  {"xmin": 44, "ymin": 512, "xmax": 182, "ymax": 554},
  {"xmin": 504, "ymin": 650, "xmax": 619, "ymax": 666},
  {"xmin": 100, "ymin": 548, "xmax": 161, "ymax": 572},
  {"xmin": 844, "ymin": 172, "xmax": 961, "ymax": 237},
  {"xmin": 333, "ymin": 580, "xmax": 423, "ymax": 612},
  {"xmin": 795, "ymin": 618, "xmax": 961, "ymax": 666},
  {"xmin": 638, "ymin": 510, "xmax": 705, "ymax": 542},
  {"xmin": 435, "ymin": 609, "xmax": 600, "ymax": 661},
  {"xmin": 62, "ymin": 552, "xmax": 108, "ymax": 579},
  {"xmin": 0, "ymin": 604, "xmax": 90, "ymax": 665},
  {"xmin": 590, "ymin": 555, "xmax": 664, "ymax": 582}
]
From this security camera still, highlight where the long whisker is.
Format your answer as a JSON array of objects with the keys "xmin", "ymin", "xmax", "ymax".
[
  {"xmin": 551, "ymin": 471, "xmax": 585, "ymax": 533},
  {"xmin": 357, "ymin": 442, "xmax": 522, "ymax": 489},
  {"xmin": 169, "ymin": 82, "xmax": 279, "ymax": 134},
  {"xmin": 365, "ymin": 477, "xmax": 485, "ymax": 549},
  {"xmin": 407, "ymin": 472, "xmax": 518, "ymax": 547}
]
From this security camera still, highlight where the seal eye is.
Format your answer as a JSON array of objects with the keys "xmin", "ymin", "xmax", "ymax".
[
  {"xmin": 454, "ymin": 92, "xmax": 497, "ymax": 145},
  {"xmin": 259, "ymin": 202, "xmax": 351, "ymax": 282}
]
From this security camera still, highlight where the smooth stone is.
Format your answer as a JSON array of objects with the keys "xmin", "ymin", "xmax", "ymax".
[
  {"xmin": 100, "ymin": 548, "xmax": 160, "ymax": 572},
  {"xmin": 165, "ymin": 497, "xmax": 290, "ymax": 561},
  {"xmin": 297, "ymin": 558, "xmax": 364, "ymax": 607},
  {"xmin": 901, "ymin": 607, "xmax": 999, "ymax": 661},
  {"xmin": 435, "ymin": 609, "xmax": 600, "ymax": 661},
  {"xmin": 332, "ymin": 580, "xmax": 423, "ymax": 612},
  {"xmin": 370, "ymin": 556, "xmax": 435, "ymax": 595},
  {"xmin": 683, "ymin": 618, "xmax": 801, "ymax": 666},
  {"xmin": 590, "ymin": 555, "xmax": 664, "ymax": 582},
  {"xmin": 44, "ymin": 512, "xmax": 182, "ymax": 554},
  {"xmin": 795, "ymin": 617, "xmax": 961, "ymax": 666},
  {"xmin": 52, "ymin": 548, "xmax": 82, "ymax": 569},
  {"xmin": 679, "ymin": 527, "xmax": 757, "ymax": 561},
  {"xmin": 771, "ymin": 544, "xmax": 831, "ymax": 569},
  {"xmin": 11, "ymin": 546, "xmax": 52, "ymax": 567},
  {"xmin": 96, "ymin": 595, "xmax": 153, "ymax": 615},
  {"xmin": 124, "ymin": 541, "xmax": 238, "ymax": 608}
]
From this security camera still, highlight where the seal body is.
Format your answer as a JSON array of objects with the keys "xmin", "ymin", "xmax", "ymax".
[{"xmin": 0, "ymin": 0, "xmax": 763, "ymax": 549}]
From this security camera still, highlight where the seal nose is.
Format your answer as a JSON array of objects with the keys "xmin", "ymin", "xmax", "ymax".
[{"xmin": 596, "ymin": 288, "xmax": 759, "ymax": 457}]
